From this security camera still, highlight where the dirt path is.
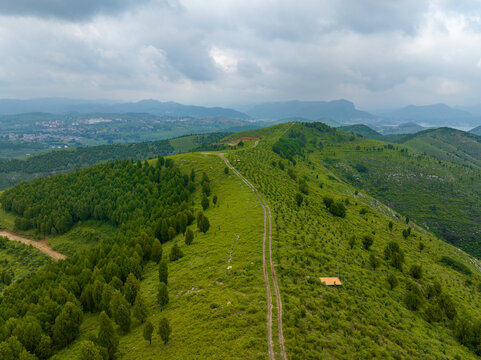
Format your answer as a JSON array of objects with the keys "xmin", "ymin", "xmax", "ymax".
[
  {"xmin": 204, "ymin": 152, "xmax": 287, "ymax": 360},
  {"xmin": 0, "ymin": 229, "xmax": 66, "ymax": 260}
]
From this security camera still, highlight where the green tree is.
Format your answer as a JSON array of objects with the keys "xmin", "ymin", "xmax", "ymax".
[
  {"xmin": 362, "ymin": 235, "xmax": 374, "ymax": 250},
  {"xmin": 329, "ymin": 201, "xmax": 346, "ymax": 217},
  {"xmin": 409, "ymin": 264, "xmax": 423, "ymax": 279},
  {"xmin": 14, "ymin": 318, "xmax": 42, "ymax": 354},
  {"xmin": 387, "ymin": 274, "xmax": 398, "ymax": 290},
  {"xmin": 157, "ymin": 282, "xmax": 169, "ymax": 309},
  {"xmin": 158, "ymin": 260, "xmax": 168, "ymax": 284},
  {"xmin": 185, "ymin": 228, "xmax": 194, "ymax": 245},
  {"xmin": 35, "ymin": 335, "xmax": 52, "ymax": 359},
  {"xmin": 133, "ymin": 293, "xmax": 148, "ymax": 324},
  {"xmin": 124, "ymin": 273, "xmax": 140, "ymax": 306},
  {"xmin": 169, "ymin": 243, "xmax": 184, "ymax": 261},
  {"xmin": 151, "ymin": 239, "xmax": 162, "ymax": 263},
  {"xmin": 19, "ymin": 350, "xmax": 37, "ymax": 360},
  {"xmin": 369, "ymin": 254, "xmax": 379, "ymax": 270},
  {"xmin": 224, "ymin": 167, "xmax": 229, "ymax": 174},
  {"xmin": 52, "ymin": 301, "xmax": 83, "ymax": 347},
  {"xmin": 110, "ymin": 293, "xmax": 131, "ymax": 333},
  {"xmin": 197, "ymin": 213, "xmax": 210, "ymax": 233},
  {"xmin": 388, "ymin": 221, "xmax": 393, "ymax": 231},
  {"xmin": 143, "ymin": 321, "xmax": 154, "ymax": 345},
  {"xmin": 295, "ymin": 193, "xmax": 303, "ymax": 207},
  {"xmin": 97, "ymin": 312, "xmax": 118, "ymax": 360},
  {"xmin": 348, "ymin": 236, "xmax": 356, "ymax": 249},
  {"xmin": 213, "ymin": 195, "xmax": 218, "ymax": 205},
  {"xmin": 158, "ymin": 317, "xmax": 171, "ymax": 344},
  {"xmin": 201, "ymin": 195, "xmax": 209, "ymax": 211},
  {"xmin": 78, "ymin": 340, "xmax": 103, "ymax": 360}
]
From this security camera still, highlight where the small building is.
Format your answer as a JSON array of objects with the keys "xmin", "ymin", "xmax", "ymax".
[{"xmin": 319, "ymin": 277, "xmax": 342, "ymax": 286}]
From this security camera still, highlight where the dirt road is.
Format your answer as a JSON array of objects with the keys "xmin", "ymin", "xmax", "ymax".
[
  {"xmin": 205, "ymin": 152, "xmax": 287, "ymax": 360},
  {"xmin": 0, "ymin": 229, "xmax": 66, "ymax": 260}
]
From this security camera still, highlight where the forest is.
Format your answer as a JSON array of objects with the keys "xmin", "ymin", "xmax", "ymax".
[{"xmin": 0, "ymin": 156, "xmax": 211, "ymax": 359}]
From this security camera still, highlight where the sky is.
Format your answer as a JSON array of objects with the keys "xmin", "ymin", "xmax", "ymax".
[{"xmin": 1, "ymin": 0, "xmax": 481, "ymax": 109}]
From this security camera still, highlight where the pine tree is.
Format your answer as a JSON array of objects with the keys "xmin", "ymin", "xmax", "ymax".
[
  {"xmin": 133, "ymin": 293, "xmax": 148, "ymax": 324},
  {"xmin": 185, "ymin": 228, "xmax": 194, "ymax": 245},
  {"xmin": 157, "ymin": 282, "xmax": 169, "ymax": 309},
  {"xmin": 143, "ymin": 321, "xmax": 154, "ymax": 344},
  {"xmin": 169, "ymin": 243, "xmax": 184, "ymax": 261},
  {"xmin": 52, "ymin": 301, "xmax": 83, "ymax": 347},
  {"xmin": 201, "ymin": 195, "xmax": 209, "ymax": 210},
  {"xmin": 151, "ymin": 238, "xmax": 163, "ymax": 263},
  {"xmin": 35, "ymin": 335, "xmax": 52, "ymax": 359},
  {"xmin": 124, "ymin": 273, "xmax": 140, "ymax": 305},
  {"xmin": 158, "ymin": 260, "xmax": 168, "ymax": 284},
  {"xmin": 158, "ymin": 317, "xmax": 172, "ymax": 344},
  {"xmin": 79, "ymin": 340, "xmax": 103, "ymax": 360},
  {"xmin": 110, "ymin": 292, "xmax": 131, "ymax": 333},
  {"xmin": 97, "ymin": 311, "xmax": 118, "ymax": 360}
]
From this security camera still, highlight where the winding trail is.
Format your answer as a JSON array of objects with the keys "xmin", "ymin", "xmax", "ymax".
[
  {"xmin": 204, "ymin": 152, "xmax": 287, "ymax": 360},
  {"xmin": 0, "ymin": 229, "xmax": 66, "ymax": 260}
]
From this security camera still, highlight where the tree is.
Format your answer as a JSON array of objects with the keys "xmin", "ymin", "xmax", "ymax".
[
  {"xmin": 110, "ymin": 293, "xmax": 131, "ymax": 333},
  {"xmin": 157, "ymin": 282, "xmax": 169, "ymax": 309},
  {"xmin": 52, "ymin": 301, "xmax": 83, "ymax": 347},
  {"xmin": 362, "ymin": 235, "xmax": 374, "ymax": 250},
  {"xmin": 387, "ymin": 274, "xmax": 398, "ymax": 290},
  {"xmin": 213, "ymin": 195, "xmax": 218, "ymax": 206},
  {"xmin": 169, "ymin": 243, "xmax": 184, "ymax": 261},
  {"xmin": 197, "ymin": 213, "xmax": 210, "ymax": 233},
  {"xmin": 158, "ymin": 318, "xmax": 171, "ymax": 344},
  {"xmin": 19, "ymin": 350, "xmax": 37, "ymax": 360},
  {"xmin": 295, "ymin": 193, "xmax": 303, "ymax": 207},
  {"xmin": 14, "ymin": 318, "xmax": 42, "ymax": 354},
  {"xmin": 409, "ymin": 264, "xmax": 423, "ymax": 279},
  {"xmin": 35, "ymin": 335, "xmax": 52, "ymax": 359},
  {"xmin": 143, "ymin": 321, "xmax": 154, "ymax": 344},
  {"xmin": 185, "ymin": 228, "xmax": 194, "ymax": 245},
  {"xmin": 224, "ymin": 167, "xmax": 229, "ymax": 174},
  {"xmin": 323, "ymin": 196, "xmax": 333, "ymax": 209},
  {"xmin": 79, "ymin": 340, "xmax": 103, "ymax": 360},
  {"xmin": 201, "ymin": 195, "xmax": 209, "ymax": 211},
  {"xmin": 124, "ymin": 273, "xmax": 140, "ymax": 305},
  {"xmin": 133, "ymin": 293, "xmax": 148, "ymax": 324},
  {"xmin": 190, "ymin": 169, "xmax": 195, "ymax": 181},
  {"xmin": 151, "ymin": 239, "xmax": 162, "ymax": 263},
  {"xmin": 158, "ymin": 260, "xmax": 168, "ymax": 284},
  {"xmin": 329, "ymin": 201, "xmax": 346, "ymax": 217},
  {"xmin": 388, "ymin": 221, "xmax": 393, "ymax": 231},
  {"xmin": 202, "ymin": 182, "xmax": 211, "ymax": 197},
  {"xmin": 369, "ymin": 254, "xmax": 379, "ymax": 270},
  {"xmin": 97, "ymin": 311, "xmax": 118, "ymax": 360}
]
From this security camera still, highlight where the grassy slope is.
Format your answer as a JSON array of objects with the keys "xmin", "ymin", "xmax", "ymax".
[
  {"xmin": 402, "ymin": 128, "xmax": 481, "ymax": 169},
  {"xmin": 228, "ymin": 123, "xmax": 481, "ymax": 358},
  {"xmin": 52, "ymin": 152, "xmax": 267, "ymax": 359}
]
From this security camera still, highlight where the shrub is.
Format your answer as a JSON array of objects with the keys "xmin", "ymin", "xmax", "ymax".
[
  {"xmin": 362, "ymin": 235, "xmax": 374, "ymax": 250},
  {"xmin": 295, "ymin": 193, "xmax": 303, "ymax": 207},
  {"xmin": 329, "ymin": 201, "xmax": 346, "ymax": 218},
  {"xmin": 440, "ymin": 256, "xmax": 472, "ymax": 276},
  {"xmin": 323, "ymin": 196, "xmax": 333, "ymax": 209},
  {"xmin": 185, "ymin": 228, "xmax": 194, "ymax": 245},
  {"xmin": 409, "ymin": 264, "xmax": 423, "ymax": 279},
  {"xmin": 169, "ymin": 243, "xmax": 184, "ymax": 262},
  {"xmin": 387, "ymin": 274, "xmax": 398, "ymax": 290}
]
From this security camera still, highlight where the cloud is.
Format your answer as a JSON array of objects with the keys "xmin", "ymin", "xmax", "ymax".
[
  {"xmin": 1, "ymin": 1, "xmax": 481, "ymax": 108},
  {"xmin": 0, "ymin": 0, "xmax": 154, "ymax": 21}
]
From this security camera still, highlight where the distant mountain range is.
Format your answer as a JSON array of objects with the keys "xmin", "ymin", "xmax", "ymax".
[
  {"xmin": 378, "ymin": 104, "xmax": 481, "ymax": 128},
  {"xmin": 2, "ymin": 98, "xmax": 481, "ymax": 129},
  {"xmin": 0, "ymin": 98, "xmax": 250, "ymax": 120},
  {"xmin": 246, "ymin": 99, "xmax": 375, "ymax": 123}
]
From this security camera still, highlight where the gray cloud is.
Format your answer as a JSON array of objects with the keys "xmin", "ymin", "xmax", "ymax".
[
  {"xmin": 1, "ymin": 1, "xmax": 481, "ymax": 108},
  {"xmin": 0, "ymin": 0, "xmax": 153, "ymax": 21}
]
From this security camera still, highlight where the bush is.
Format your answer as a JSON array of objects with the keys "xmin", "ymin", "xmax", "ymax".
[
  {"xmin": 185, "ymin": 228, "xmax": 194, "ymax": 245},
  {"xmin": 329, "ymin": 201, "xmax": 346, "ymax": 218},
  {"xmin": 409, "ymin": 264, "xmax": 423, "ymax": 279},
  {"xmin": 323, "ymin": 196, "xmax": 333, "ymax": 209},
  {"xmin": 295, "ymin": 193, "xmax": 303, "ymax": 207},
  {"xmin": 440, "ymin": 256, "xmax": 472, "ymax": 275},
  {"xmin": 387, "ymin": 274, "xmax": 398, "ymax": 290},
  {"xmin": 362, "ymin": 235, "xmax": 374, "ymax": 250},
  {"xmin": 169, "ymin": 244, "xmax": 184, "ymax": 262}
]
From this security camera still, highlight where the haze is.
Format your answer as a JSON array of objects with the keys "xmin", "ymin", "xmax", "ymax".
[{"xmin": 1, "ymin": 0, "xmax": 481, "ymax": 109}]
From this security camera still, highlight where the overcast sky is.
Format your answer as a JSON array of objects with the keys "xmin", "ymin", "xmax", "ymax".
[{"xmin": 1, "ymin": 0, "xmax": 481, "ymax": 109}]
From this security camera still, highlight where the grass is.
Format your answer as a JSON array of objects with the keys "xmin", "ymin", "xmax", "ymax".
[{"xmin": 52, "ymin": 152, "xmax": 268, "ymax": 359}]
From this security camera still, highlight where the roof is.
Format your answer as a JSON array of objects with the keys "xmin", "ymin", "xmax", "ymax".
[{"xmin": 319, "ymin": 277, "xmax": 342, "ymax": 286}]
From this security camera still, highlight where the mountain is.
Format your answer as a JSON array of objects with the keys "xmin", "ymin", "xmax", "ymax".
[
  {"xmin": 1, "ymin": 121, "xmax": 481, "ymax": 358},
  {"xmin": 338, "ymin": 124, "xmax": 384, "ymax": 140},
  {"xmin": 383, "ymin": 104, "xmax": 481, "ymax": 127},
  {"xmin": 246, "ymin": 99, "xmax": 376, "ymax": 123},
  {"xmin": 401, "ymin": 127, "xmax": 481, "ymax": 169},
  {"xmin": 470, "ymin": 125, "xmax": 481, "ymax": 136},
  {"xmin": 0, "ymin": 98, "xmax": 250, "ymax": 119}
]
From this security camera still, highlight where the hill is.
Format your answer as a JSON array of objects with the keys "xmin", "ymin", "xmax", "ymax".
[
  {"xmin": 401, "ymin": 127, "xmax": 481, "ymax": 169},
  {"xmin": 380, "ymin": 122, "xmax": 426, "ymax": 135},
  {"xmin": 470, "ymin": 125, "xmax": 481, "ymax": 136},
  {"xmin": 0, "ymin": 133, "xmax": 228, "ymax": 189},
  {"xmin": 246, "ymin": 99, "xmax": 376, "ymax": 123},
  {"xmin": 0, "ymin": 98, "xmax": 250, "ymax": 119},
  {"xmin": 0, "ymin": 123, "xmax": 481, "ymax": 358},
  {"xmin": 338, "ymin": 124, "xmax": 384, "ymax": 140}
]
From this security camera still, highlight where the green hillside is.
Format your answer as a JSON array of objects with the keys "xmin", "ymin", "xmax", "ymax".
[
  {"xmin": 0, "ymin": 122, "xmax": 481, "ymax": 358},
  {"xmin": 338, "ymin": 124, "xmax": 384, "ymax": 140},
  {"xmin": 0, "ymin": 133, "xmax": 228, "ymax": 190},
  {"xmin": 401, "ymin": 127, "xmax": 481, "ymax": 169}
]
